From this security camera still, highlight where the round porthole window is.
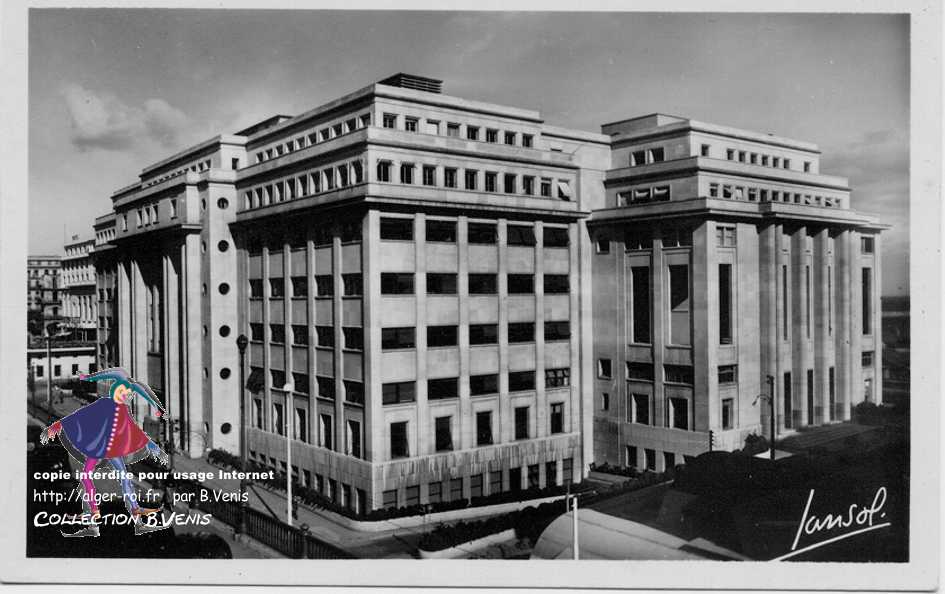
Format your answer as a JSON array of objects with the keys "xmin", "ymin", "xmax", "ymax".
[
  {"xmin": 220, "ymin": 422, "xmax": 232, "ymax": 435},
  {"xmin": 217, "ymin": 197, "xmax": 229, "ymax": 210},
  {"xmin": 218, "ymin": 282, "xmax": 230, "ymax": 295},
  {"xmin": 218, "ymin": 240, "xmax": 229, "ymax": 252},
  {"xmin": 219, "ymin": 325, "xmax": 231, "ymax": 337},
  {"xmin": 220, "ymin": 367, "xmax": 231, "ymax": 379},
  {"xmin": 201, "ymin": 198, "xmax": 207, "ymax": 211}
]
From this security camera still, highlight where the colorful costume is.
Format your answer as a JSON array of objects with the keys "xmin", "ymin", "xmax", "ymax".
[{"xmin": 40, "ymin": 368, "xmax": 168, "ymax": 535}]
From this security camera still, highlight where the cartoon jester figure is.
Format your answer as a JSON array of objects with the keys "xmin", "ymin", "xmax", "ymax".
[{"xmin": 40, "ymin": 367, "xmax": 170, "ymax": 536}]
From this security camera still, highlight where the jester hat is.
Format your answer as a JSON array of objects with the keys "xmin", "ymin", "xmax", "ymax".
[{"xmin": 80, "ymin": 367, "xmax": 166, "ymax": 417}]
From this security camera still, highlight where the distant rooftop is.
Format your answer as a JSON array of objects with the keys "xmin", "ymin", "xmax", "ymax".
[
  {"xmin": 378, "ymin": 73, "xmax": 443, "ymax": 94},
  {"xmin": 234, "ymin": 114, "xmax": 295, "ymax": 137}
]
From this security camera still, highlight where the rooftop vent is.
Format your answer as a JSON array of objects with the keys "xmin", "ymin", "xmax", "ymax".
[{"xmin": 378, "ymin": 73, "xmax": 443, "ymax": 94}]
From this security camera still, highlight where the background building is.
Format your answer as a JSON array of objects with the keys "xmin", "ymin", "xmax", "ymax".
[
  {"xmin": 27, "ymin": 255, "xmax": 61, "ymax": 320},
  {"xmin": 590, "ymin": 114, "xmax": 887, "ymax": 472},
  {"xmin": 881, "ymin": 295, "xmax": 909, "ymax": 406},
  {"xmin": 61, "ymin": 235, "xmax": 98, "ymax": 342},
  {"xmin": 91, "ymin": 213, "xmax": 120, "ymax": 376}
]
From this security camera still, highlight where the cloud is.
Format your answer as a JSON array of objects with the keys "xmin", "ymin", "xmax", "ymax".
[{"xmin": 61, "ymin": 83, "xmax": 189, "ymax": 151}]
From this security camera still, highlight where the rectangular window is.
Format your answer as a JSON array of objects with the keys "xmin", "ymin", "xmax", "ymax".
[
  {"xmin": 272, "ymin": 402, "xmax": 284, "ymax": 435},
  {"xmin": 427, "ymin": 273, "xmax": 457, "ymax": 294},
  {"xmin": 486, "ymin": 129, "xmax": 498, "ymax": 143},
  {"xmin": 428, "ymin": 377, "xmax": 458, "ymax": 400},
  {"xmin": 545, "ymin": 368, "xmax": 570, "ymax": 388},
  {"xmin": 444, "ymin": 168, "xmax": 457, "ymax": 188},
  {"xmin": 718, "ymin": 364, "xmax": 737, "ymax": 384},
  {"xmin": 503, "ymin": 173, "xmax": 516, "ymax": 194},
  {"xmin": 269, "ymin": 278, "xmax": 285, "ymax": 298},
  {"xmin": 508, "ymin": 274, "xmax": 534, "ymax": 294},
  {"xmin": 425, "ymin": 219, "xmax": 456, "ymax": 243},
  {"xmin": 446, "ymin": 122, "xmax": 460, "ymax": 137},
  {"xmin": 291, "ymin": 325, "xmax": 308, "ymax": 346},
  {"xmin": 783, "ymin": 158, "xmax": 791, "ymax": 169},
  {"xmin": 506, "ymin": 225, "xmax": 535, "ymax": 246},
  {"xmin": 665, "ymin": 365, "xmax": 694, "ymax": 385},
  {"xmin": 427, "ymin": 325, "xmax": 458, "ymax": 347},
  {"xmin": 344, "ymin": 381, "xmax": 364, "ymax": 406},
  {"xmin": 503, "ymin": 131, "xmax": 516, "ymax": 145},
  {"xmin": 544, "ymin": 320, "xmax": 570, "ymax": 342},
  {"xmin": 314, "ymin": 275, "xmax": 333, "ymax": 297},
  {"xmin": 627, "ymin": 362, "xmax": 653, "ymax": 381},
  {"xmin": 631, "ymin": 150, "xmax": 646, "ymax": 166},
  {"xmin": 544, "ymin": 274, "xmax": 570, "ymax": 294},
  {"xmin": 314, "ymin": 326, "xmax": 333, "ymax": 348},
  {"xmin": 668, "ymin": 264, "xmax": 690, "ymax": 345},
  {"xmin": 404, "ymin": 117, "xmax": 418, "ymax": 132},
  {"xmin": 450, "ymin": 478, "xmax": 464, "ymax": 501},
  {"xmin": 601, "ymin": 393, "xmax": 610, "ymax": 411},
  {"xmin": 527, "ymin": 464, "xmax": 540, "ymax": 489},
  {"xmin": 469, "ymin": 324, "xmax": 498, "ymax": 345},
  {"xmin": 400, "ymin": 163, "xmax": 414, "ymax": 184},
  {"xmin": 343, "ymin": 327, "xmax": 363, "ymax": 351},
  {"xmin": 862, "ymin": 351, "xmax": 874, "ymax": 367},
  {"xmin": 323, "ymin": 169, "xmax": 336, "ymax": 191},
  {"xmin": 376, "ymin": 161, "xmax": 391, "ymax": 182},
  {"xmin": 861, "ymin": 237, "xmax": 875, "ymax": 253},
  {"xmin": 382, "ymin": 113, "xmax": 397, "ymax": 129},
  {"xmin": 383, "ymin": 381, "xmax": 416, "ymax": 405},
  {"xmin": 468, "ymin": 273, "xmax": 497, "ymax": 294},
  {"xmin": 862, "ymin": 268, "xmax": 872, "ymax": 334},
  {"xmin": 435, "ymin": 416, "xmax": 453, "ymax": 452},
  {"xmin": 490, "ymin": 470, "xmax": 503, "ymax": 494},
  {"xmin": 719, "ymin": 263, "xmax": 733, "ymax": 344},
  {"xmin": 380, "ymin": 218, "xmax": 413, "ymax": 240},
  {"xmin": 806, "ymin": 265, "xmax": 812, "ymax": 338},
  {"xmin": 250, "ymin": 323, "xmax": 264, "ymax": 342},
  {"xmin": 342, "ymin": 273, "xmax": 363, "ymax": 296},
  {"xmin": 522, "ymin": 176, "xmax": 535, "ymax": 195},
  {"xmin": 543, "ymin": 227, "xmax": 569, "ymax": 247},
  {"xmin": 390, "ymin": 421, "xmax": 408, "ymax": 458},
  {"xmin": 270, "ymin": 324, "xmax": 285, "ymax": 344},
  {"xmin": 722, "ymin": 398, "xmax": 735, "ymax": 430},
  {"xmin": 829, "ymin": 367, "xmax": 836, "ymax": 420},
  {"xmin": 669, "ymin": 397, "xmax": 689, "ymax": 430},
  {"xmin": 631, "ymin": 393, "xmax": 650, "ymax": 424},
  {"xmin": 291, "ymin": 276, "xmax": 308, "ymax": 298},
  {"xmin": 514, "ymin": 406, "xmax": 529, "ymax": 440},
  {"xmin": 508, "ymin": 322, "xmax": 535, "ymax": 343},
  {"xmin": 428, "ymin": 481, "xmax": 442, "ymax": 504},
  {"xmin": 470, "ymin": 373, "xmax": 498, "ymax": 396},
  {"xmin": 782, "ymin": 265, "xmax": 789, "ymax": 336},
  {"xmin": 700, "ymin": 144, "xmax": 710, "ymax": 157},
  {"xmin": 468, "ymin": 222, "xmax": 497, "ymax": 244},
  {"xmin": 631, "ymin": 266, "xmax": 650, "ymax": 344},
  {"xmin": 807, "ymin": 368, "xmax": 815, "ymax": 425},
  {"xmin": 476, "ymin": 411, "xmax": 493, "ymax": 445},
  {"xmin": 294, "ymin": 407, "xmax": 308, "ymax": 442},
  {"xmin": 484, "ymin": 172, "xmax": 497, "ymax": 192},
  {"xmin": 508, "ymin": 370, "xmax": 535, "ymax": 392},
  {"xmin": 422, "ymin": 165, "xmax": 436, "ymax": 186},
  {"xmin": 381, "ymin": 327, "xmax": 415, "ymax": 350},
  {"xmin": 466, "ymin": 126, "xmax": 480, "ymax": 140},
  {"xmin": 597, "ymin": 359, "xmax": 612, "ymax": 379},
  {"xmin": 381, "ymin": 273, "xmax": 414, "ymax": 295},
  {"xmin": 464, "ymin": 169, "xmax": 478, "ymax": 190},
  {"xmin": 424, "ymin": 119, "xmax": 439, "ymax": 134},
  {"xmin": 521, "ymin": 133, "xmax": 533, "ymax": 148}
]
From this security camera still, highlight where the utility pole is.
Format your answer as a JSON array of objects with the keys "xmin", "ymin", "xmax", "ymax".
[
  {"xmin": 571, "ymin": 494, "xmax": 579, "ymax": 560},
  {"xmin": 236, "ymin": 334, "xmax": 248, "ymax": 535},
  {"xmin": 283, "ymin": 381, "xmax": 295, "ymax": 527},
  {"xmin": 767, "ymin": 374, "xmax": 776, "ymax": 461},
  {"xmin": 45, "ymin": 335, "xmax": 52, "ymax": 411}
]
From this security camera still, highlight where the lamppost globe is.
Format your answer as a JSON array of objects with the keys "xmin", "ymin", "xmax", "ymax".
[{"xmin": 236, "ymin": 333, "xmax": 249, "ymax": 353}]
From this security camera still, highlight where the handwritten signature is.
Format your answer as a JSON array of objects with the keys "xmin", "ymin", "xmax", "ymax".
[{"xmin": 773, "ymin": 486, "xmax": 891, "ymax": 561}]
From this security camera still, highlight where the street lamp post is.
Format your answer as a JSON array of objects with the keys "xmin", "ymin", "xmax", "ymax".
[
  {"xmin": 45, "ymin": 335, "xmax": 52, "ymax": 411},
  {"xmin": 283, "ymin": 380, "xmax": 295, "ymax": 527},
  {"xmin": 236, "ymin": 334, "xmax": 249, "ymax": 536}
]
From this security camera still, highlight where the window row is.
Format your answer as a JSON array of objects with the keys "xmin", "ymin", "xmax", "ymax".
[
  {"xmin": 380, "ymin": 112, "xmax": 535, "ymax": 149},
  {"xmin": 617, "ymin": 185, "xmax": 671, "ymax": 206},
  {"xmin": 249, "ymin": 323, "xmax": 363, "ymax": 350},
  {"xmin": 133, "ymin": 198, "xmax": 178, "ymax": 229},
  {"xmin": 253, "ymin": 112, "xmax": 372, "ymax": 165},
  {"xmin": 708, "ymin": 182, "xmax": 843, "ymax": 208},
  {"xmin": 380, "ymin": 458, "xmax": 574, "ymax": 510},
  {"xmin": 724, "ymin": 147, "xmax": 809, "ymax": 172},
  {"xmin": 382, "ymin": 368, "xmax": 571, "ymax": 406},
  {"xmin": 248, "ymin": 368, "xmax": 364, "ymax": 404},
  {"xmin": 381, "ymin": 321, "xmax": 570, "ymax": 349},
  {"xmin": 374, "ymin": 161, "xmax": 572, "ymax": 200},
  {"xmin": 144, "ymin": 157, "xmax": 215, "ymax": 188},
  {"xmin": 380, "ymin": 272, "xmax": 570, "ymax": 295},
  {"xmin": 249, "ymin": 274, "xmax": 363, "ymax": 298},
  {"xmin": 242, "ymin": 160, "xmax": 365, "ymax": 210},
  {"xmin": 624, "ymin": 393, "xmax": 693, "ymax": 431},
  {"xmin": 379, "ymin": 217, "xmax": 570, "ymax": 247},
  {"xmin": 598, "ymin": 359, "xmax": 696, "ymax": 386},
  {"xmin": 250, "ymin": 407, "xmax": 364, "ymax": 461}
]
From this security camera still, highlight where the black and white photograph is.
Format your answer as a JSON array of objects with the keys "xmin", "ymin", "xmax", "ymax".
[{"xmin": 0, "ymin": 1, "xmax": 940, "ymax": 590}]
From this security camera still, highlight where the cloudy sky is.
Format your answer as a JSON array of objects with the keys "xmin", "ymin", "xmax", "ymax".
[{"xmin": 28, "ymin": 10, "xmax": 909, "ymax": 294}]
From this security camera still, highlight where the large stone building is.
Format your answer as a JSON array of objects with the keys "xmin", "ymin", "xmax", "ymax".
[
  {"xmin": 591, "ymin": 114, "xmax": 886, "ymax": 471},
  {"xmin": 91, "ymin": 213, "xmax": 120, "ymax": 375},
  {"xmin": 93, "ymin": 75, "xmax": 884, "ymax": 511},
  {"xmin": 27, "ymin": 255, "xmax": 61, "ymax": 319},
  {"xmin": 61, "ymin": 235, "xmax": 98, "ymax": 342}
]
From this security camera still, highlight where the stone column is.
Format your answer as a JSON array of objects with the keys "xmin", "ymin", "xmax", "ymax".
[
  {"xmin": 163, "ymin": 251, "xmax": 181, "ymax": 449},
  {"xmin": 413, "ymin": 213, "xmax": 429, "ymax": 455},
  {"xmin": 117, "ymin": 259, "xmax": 132, "ymax": 371},
  {"xmin": 534, "ymin": 220, "xmax": 546, "ymax": 441},
  {"xmin": 183, "ymin": 234, "xmax": 204, "ymax": 456}
]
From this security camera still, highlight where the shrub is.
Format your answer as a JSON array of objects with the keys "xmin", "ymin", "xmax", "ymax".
[
  {"xmin": 588, "ymin": 461, "xmax": 640, "ymax": 478},
  {"xmin": 741, "ymin": 433, "xmax": 769, "ymax": 456}
]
